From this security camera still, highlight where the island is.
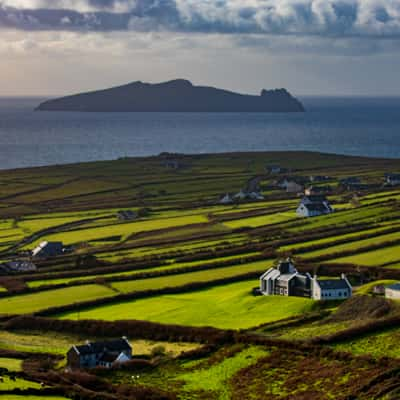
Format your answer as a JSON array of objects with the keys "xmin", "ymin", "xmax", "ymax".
[{"xmin": 35, "ymin": 79, "xmax": 305, "ymax": 112}]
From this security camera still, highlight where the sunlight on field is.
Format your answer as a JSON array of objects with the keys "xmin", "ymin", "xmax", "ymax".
[{"xmin": 59, "ymin": 280, "xmax": 315, "ymax": 329}]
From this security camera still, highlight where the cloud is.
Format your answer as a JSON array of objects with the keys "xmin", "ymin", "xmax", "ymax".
[{"xmin": 0, "ymin": 0, "xmax": 399, "ymax": 39}]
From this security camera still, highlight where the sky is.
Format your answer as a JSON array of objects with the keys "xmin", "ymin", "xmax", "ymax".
[{"xmin": 1, "ymin": 0, "xmax": 400, "ymax": 97}]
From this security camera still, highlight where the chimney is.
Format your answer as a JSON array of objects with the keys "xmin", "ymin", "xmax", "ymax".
[{"xmin": 341, "ymin": 273, "xmax": 346, "ymax": 280}]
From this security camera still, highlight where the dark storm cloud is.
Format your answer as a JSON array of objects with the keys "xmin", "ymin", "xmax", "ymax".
[{"xmin": 0, "ymin": 0, "xmax": 400, "ymax": 38}]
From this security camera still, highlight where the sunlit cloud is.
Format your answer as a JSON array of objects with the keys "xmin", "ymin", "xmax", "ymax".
[{"xmin": 0, "ymin": 0, "xmax": 399, "ymax": 38}]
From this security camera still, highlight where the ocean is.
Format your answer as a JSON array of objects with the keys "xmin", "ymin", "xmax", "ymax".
[{"xmin": 0, "ymin": 96, "xmax": 399, "ymax": 170}]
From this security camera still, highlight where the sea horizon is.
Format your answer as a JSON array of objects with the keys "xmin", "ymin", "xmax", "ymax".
[{"xmin": 0, "ymin": 95, "xmax": 399, "ymax": 170}]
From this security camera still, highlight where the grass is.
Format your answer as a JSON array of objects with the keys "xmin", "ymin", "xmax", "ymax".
[
  {"xmin": 332, "ymin": 326, "xmax": 400, "ymax": 359},
  {"xmin": 110, "ymin": 258, "xmax": 273, "ymax": 294},
  {"xmin": 27, "ymin": 214, "xmax": 210, "ymax": 247},
  {"xmin": 300, "ymin": 230, "xmax": 400, "ymax": 259},
  {"xmin": 59, "ymin": 280, "xmax": 315, "ymax": 329},
  {"xmin": 0, "ymin": 330, "xmax": 80, "ymax": 354},
  {"xmin": 277, "ymin": 321, "xmax": 354, "ymax": 340},
  {"xmin": 177, "ymin": 346, "xmax": 269, "ymax": 400},
  {"xmin": 223, "ymin": 212, "xmax": 295, "ymax": 229},
  {"xmin": 333, "ymin": 244, "xmax": 400, "ymax": 266},
  {"xmin": 0, "ymin": 376, "xmax": 41, "ymax": 390},
  {"xmin": 0, "ymin": 357, "xmax": 23, "ymax": 371},
  {"xmin": 0, "ymin": 284, "xmax": 116, "ymax": 315},
  {"xmin": 28, "ymin": 251, "xmax": 262, "ymax": 289}
]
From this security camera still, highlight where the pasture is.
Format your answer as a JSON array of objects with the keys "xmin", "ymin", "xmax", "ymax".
[{"xmin": 59, "ymin": 279, "xmax": 315, "ymax": 329}]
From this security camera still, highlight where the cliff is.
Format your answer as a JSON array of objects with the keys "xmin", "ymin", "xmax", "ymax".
[{"xmin": 36, "ymin": 79, "xmax": 305, "ymax": 112}]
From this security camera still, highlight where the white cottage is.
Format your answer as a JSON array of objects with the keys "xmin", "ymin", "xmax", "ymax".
[
  {"xmin": 260, "ymin": 260, "xmax": 352, "ymax": 301},
  {"xmin": 297, "ymin": 195, "xmax": 333, "ymax": 218},
  {"xmin": 312, "ymin": 274, "xmax": 352, "ymax": 301}
]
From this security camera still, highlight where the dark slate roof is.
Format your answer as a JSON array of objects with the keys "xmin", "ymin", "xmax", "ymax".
[
  {"xmin": 317, "ymin": 279, "xmax": 349, "ymax": 290},
  {"xmin": 277, "ymin": 261, "xmax": 292, "ymax": 274},
  {"xmin": 117, "ymin": 210, "xmax": 137, "ymax": 220},
  {"xmin": 32, "ymin": 241, "xmax": 64, "ymax": 257},
  {"xmin": 74, "ymin": 338, "xmax": 131, "ymax": 355},
  {"xmin": 303, "ymin": 195, "xmax": 327, "ymax": 202},
  {"xmin": 305, "ymin": 203, "xmax": 329, "ymax": 212},
  {"xmin": 387, "ymin": 283, "xmax": 400, "ymax": 291}
]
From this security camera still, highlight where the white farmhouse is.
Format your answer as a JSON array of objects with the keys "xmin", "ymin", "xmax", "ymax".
[
  {"xmin": 260, "ymin": 259, "xmax": 352, "ymax": 301},
  {"xmin": 312, "ymin": 274, "xmax": 352, "ymax": 300},
  {"xmin": 297, "ymin": 195, "xmax": 333, "ymax": 218},
  {"xmin": 385, "ymin": 173, "xmax": 400, "ymax": 186}
]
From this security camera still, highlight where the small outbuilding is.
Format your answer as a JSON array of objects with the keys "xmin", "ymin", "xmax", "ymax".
[
  {"xmin": 117, "ymin": 210, "xmax": 137, "ymax": 221},
  {"xmin": 385, "ymin": 283, "xmax": 400, "ymax": 299},
  {"xmin": 32, "ymin": 241, "xmax": 64, "ymax": 258},
  {"xmin": 385, "ymin": 173, "xmax": 400, "ymax": 186}
]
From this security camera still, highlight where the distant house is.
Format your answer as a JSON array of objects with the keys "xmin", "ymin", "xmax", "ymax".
[
  {"xmin": 312, "ymin": 274, "xmax": 352, "ymax": 300},
  {"xmin": 248, "ymin": 191, "xmax": 265, "ymax": 200},
  {"xmin": 220, "ymin": 194, "xmax": 233, "ymax": 204},
  {"xmin": 260, "ymin": 259, "xmax": 352, "ymax": 300},
  {"xmin": 385, "ymin": 173, "xmax": 400, "ymax": 186},
  {"xmin": 296, "ymin": 195, "xmax": 333, "ymax": 217},
  {"xmin": 67, "ymin": 337, "xmax": 132, "ymax": 369},
  {"xmin": 32, "ymin": 241, "xmax": 64, "ymax": 258},
  {"xmin": 267, "ymin": 165, "xmax": 287, "ymax": 174},
  {"xmin": 1, "ymin": 260, "xmax": 36, "ymax": 273},
  {"xmin": 373, "ymin": 284, "xmax": 386, "ymax": 295},
  {"xmin": 385, "ymin": 283, "xmax": 400, "ymax": 299},
  {"xmin": 339, "ymin": 177, "xmax": 361, "ymax": 190},
  {"xmin": 117, "ymin": 210, "xmax": 137, "ymax": 221},
  {"xmin": 309, "ymin": 175, "xmax": 330, "ymax": 182},
  {"xmin": 164, "ymin": 160, "xmax": 181, "ymax": 169},
  {"xmin": 233, "ymin": 190, "xmax": 264, "ymax": 201}
]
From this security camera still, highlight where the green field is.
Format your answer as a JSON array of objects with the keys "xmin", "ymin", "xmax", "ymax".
[
  {"xmin": 0, "ymin": 357, "xmax": 23, "ymax": 371},
  {"xmin": 0, "ymin": 284, "xmax": 115, "ymax": 315},
  {"xmin": 59, "ymin": 279, "xmax": 315, "ymax": 329},
  {"xmin": 333, "ymin": 244, "xmax": 400, "ymax": 266},
  {"xmin": 332, "ymin": 326, "xmax": 400, "ymax": 359}
]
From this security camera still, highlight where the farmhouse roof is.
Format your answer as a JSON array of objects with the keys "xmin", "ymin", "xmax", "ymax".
[
  {"xmin": 387, "ymin": 283, "xmax": 400, "ymax": 291},
  {"xmin": 74, "ymin": 338, "xmax": 131, "ymax": 355},
  {"xmin": 304, "ymin": 203, "xmax": 329, "ymax": 212},
  {"xmin": 302, "ymin": 195, "xmax": 327, "ymax": 203},
  {"xmin": 32, "ymin": 241, "xmax": 63, "ymax": 257},
  {"xmin": 317, "ymin": 279, "xmax": 350, "ymax": 290}
]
